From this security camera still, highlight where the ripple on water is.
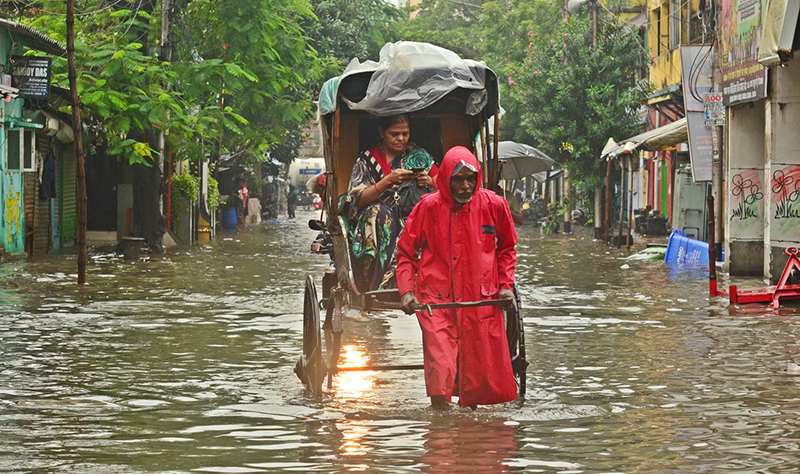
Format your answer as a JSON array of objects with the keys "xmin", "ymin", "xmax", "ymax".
[{"xmin": 4, "ymin": 213, "xmax": 800, "ymax": 473}]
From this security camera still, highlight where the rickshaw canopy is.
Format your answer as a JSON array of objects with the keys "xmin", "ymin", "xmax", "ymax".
[{"xmin": 318, "ymin": 41, "xmax": 498, "ymax": 117}]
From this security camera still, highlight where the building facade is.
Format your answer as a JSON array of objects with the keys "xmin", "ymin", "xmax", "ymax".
[
  {"xmin": 721, "ymin": 0, "xmax": 800, "ymax": 281},
  {"xmin": 1, "ymin": 19, "xmax": 70, "ymax": 258}
]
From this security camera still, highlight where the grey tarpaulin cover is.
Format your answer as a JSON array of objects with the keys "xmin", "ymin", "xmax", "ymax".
[{"xmin": 318, "ymin": 41, "xmax": 489, "ymax": 117}]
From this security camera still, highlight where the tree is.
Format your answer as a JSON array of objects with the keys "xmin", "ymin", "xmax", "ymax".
[
  {"xmin": 176, "ymin": 0, "xmax": 321, "ymax": 162},
  {"xmin": 479, "ymin": 0, "xmax": 565, "ymax": 143},
  {"xmin": 507, "ymin": 10, "xmax": 646, "ymax": 186},
  {"xmin": 399, "ymin": 0, "xmax": 645, "ymax": 200},
  {"xmin": 19, "ymin": 0, "xmax": 322, "ymax": 248},
  {"xmin": 25, "ymin": 3, "xmax": 228, "ymax": 249},
  {"xmin": 397, "ymin": 0, "xmax": 571, "ymax": 145},
  {"xmin": 307, "ymin": 0, "xmax": 403, "ymax": 69},
  {"xmin": 397, "ymin": 0, "xmax": 486, "ymax": 58}
]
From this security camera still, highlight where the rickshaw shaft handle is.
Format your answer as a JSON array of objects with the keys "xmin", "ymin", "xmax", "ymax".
[
  {"xmin": 415, "ymin": 299, "xmax": 512, "ymax": 310},
  {"xmin": 374, "ymin": 299, "xmax": 512, "ymax": 311}
]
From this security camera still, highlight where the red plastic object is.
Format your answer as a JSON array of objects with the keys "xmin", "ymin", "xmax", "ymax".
[{"xmin": 728, "ymin": 247, "xmax": 800, "ymax": 307}]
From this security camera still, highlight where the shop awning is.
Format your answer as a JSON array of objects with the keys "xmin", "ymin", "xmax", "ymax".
[
  {"xmin": 601, "ymin": 118, "xmax": 687, "ymax": 159},
  {"xmin": 758, "ymin": 0, "xmax": 800, "ymax": 66}
]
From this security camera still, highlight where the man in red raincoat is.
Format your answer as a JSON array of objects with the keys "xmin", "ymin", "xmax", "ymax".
[{"xmin": 396, "ymin": 146, "xmax": 518, "ymax": 409}]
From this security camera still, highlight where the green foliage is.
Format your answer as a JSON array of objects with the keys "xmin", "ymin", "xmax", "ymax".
[
  {"xmin": 178, "ymin": 0, "xmax": 322, "ymax": 160},
  {"xmin": 269, "ymin": 125, "xmax": 306, "ymax": 165},
  {"xmin": 23, "ymin": 5, "xmax": 231, "ymax": 166},
  {"xmin": 400, "ymin": 0, "xmax": 646, "ymax": 199},
  {"xmin": 169, "ymin": 172, "xmax": 218, "ymax": 210},
  {"xmin": 307, "ymin": 0, "xmax": 403, "ymax": 69},
  {"xmin": 171, "ymin": 173, "xmax": 199, "ymax": 204},
  {"xmin": 20, "ymin": 0, "xmax": 322, "ymax": 168},
  {"xmin": 207, "ymin": 176, "xmax": 220, "ymax": 210},
  {"xmin": 398, "ymin": 0, "xmax": 485, "ymax": 58},
  {"xmin": 507, "ymin": 10, "xmax": 648, "ymax": 184}
]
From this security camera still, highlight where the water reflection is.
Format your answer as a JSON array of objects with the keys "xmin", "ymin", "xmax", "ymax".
[
  {"xmin": 420, "ymin": 420, "xmax": 518, "ymax": 473},
  {"xmin": 334, "ymin": 344, "xmax": 376, "ymax": 402},
  {"xmin": 340, "ymin": 419, "xmax": 372, "ymax": 459}
]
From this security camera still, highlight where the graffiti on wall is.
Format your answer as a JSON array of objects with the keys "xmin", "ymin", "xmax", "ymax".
[
  {"xmin": 1, "ymin": 171, "xmax": 25, "ymax": 254},
  {"xmin": 730, "ymin": 169, "xmax": 764, "ymax": 221},
  {"xmin": 5, "ymin": 187, "xmax": 21, "ymax": 245},
  {"xmin": 772, "ymin": 168, "xmax": 800, "ymax": 218},
  {"xmin": 771, "ymin": 166, "xmax": 800, "ymax": 240}
]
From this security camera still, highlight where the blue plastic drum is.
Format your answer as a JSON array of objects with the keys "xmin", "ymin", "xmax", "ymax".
[{"xmin": 221, "ymin": 207, "xmax": 238, "ymax": 229}]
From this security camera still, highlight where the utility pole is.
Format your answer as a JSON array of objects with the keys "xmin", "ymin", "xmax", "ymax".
[
  {"xmin": 711, "ymin": 36, "xmax": 724, "ymax": 261},
  {"xmin": 592, "ymin": 0, "xmax": 597, "ymax": 47},
  {"xmin": 158, "ymin": 0, "xmax": 169, "ymax": 201},
  {"xmin": 66, "ymin": 0, "xmax": 87, "ymax": 284},
  {"xmin": 604, "ymin": 156, "xmax": 612, "ymax": 243},
  {"xmin": 562, "ymin": 0, "xmax": 574, "ymax": 235}
]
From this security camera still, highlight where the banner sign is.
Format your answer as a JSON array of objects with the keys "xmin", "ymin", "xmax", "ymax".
[
  {"xmin": 10, "ymin": 56, "xmax": 52, "ymax": 99},
  {"xmin": 719, "ymin": 0, "xmax": 768, "ymax": 106},
  {"xmin": 680, "ymin": 45, "xmax": 714, "ymax": 112},
  {"xmin": 687, "ymin": 111, "xmax": 714, "ymax": 182},
  {"xmin": 680, "ymin": 46, "xmax": 715, "ymax": 182}
]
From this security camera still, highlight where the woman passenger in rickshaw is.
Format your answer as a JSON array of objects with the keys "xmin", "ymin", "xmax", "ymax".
[{"xmin": 346, "ymin": 114, "xmax": 438, "ymax": 291}]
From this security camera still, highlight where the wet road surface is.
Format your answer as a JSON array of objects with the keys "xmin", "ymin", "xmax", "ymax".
[{"xmin": 2, "ymin": 209, "xmax": 800, "ymax": 473}]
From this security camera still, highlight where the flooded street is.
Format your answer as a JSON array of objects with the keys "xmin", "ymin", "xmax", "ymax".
[{"xmin": 4, "ymin": 209, "xmax": 800, "ymax": 473}]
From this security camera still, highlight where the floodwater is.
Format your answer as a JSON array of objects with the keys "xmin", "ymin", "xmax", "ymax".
[{"xmin": 2, "ymin": 209, "xmax": 800, "ymax": 473}]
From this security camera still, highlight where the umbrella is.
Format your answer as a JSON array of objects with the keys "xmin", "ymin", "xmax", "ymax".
[
  {"xmin": 531, "ymin": 168, "xmax": 564, "ymax": 184},
  {"xmin": 497, "ymin": 141, "xmax": 558, "ymax": 180}
]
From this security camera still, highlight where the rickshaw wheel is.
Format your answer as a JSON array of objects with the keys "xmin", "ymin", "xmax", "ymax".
[
  {"xmin": 298, "ymin": 275, "xmax": 325, "ymax": 394},
  {"xmin": 515, "ymin": 306, "xmax": 527, "ymax": 397},
  {"xmin": 506, "ymin": 288, "xmax": 528, "ymax": 397},
  {"xmin": 325, "ymin": 292, "xmax": 343, "ymax": 391}
]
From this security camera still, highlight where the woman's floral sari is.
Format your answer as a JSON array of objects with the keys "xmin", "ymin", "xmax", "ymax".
[{"xmin": 345, "ymin": 146, "xmax": 434, "ymax": 291}]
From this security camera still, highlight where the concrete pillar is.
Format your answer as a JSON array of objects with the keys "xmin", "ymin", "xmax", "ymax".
[
  {"xmin": 725, "ymin": 99, "xmax": 765, "ymax": 276},
  {"xmin": 764, "ymin": 59, "xmax": 800, "ymax": 283}
]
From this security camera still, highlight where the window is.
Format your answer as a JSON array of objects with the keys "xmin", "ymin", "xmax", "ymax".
[
  {"xmin": 5, "ymin": 128, "xmax": 36, "ymax": 172},
  {"xmin": 670, "ymin": 0, "xmax": 681, "ymax": 49}
]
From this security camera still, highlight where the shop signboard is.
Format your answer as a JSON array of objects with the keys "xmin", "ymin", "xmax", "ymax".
[
  {"xmin": 10, "ymin": 56, "xmax": 52, "ymax": 99},
  {"xmin": 719, "ymin": 0, "xmax": 768, "ymax": 106},
  {"xmin": 704, "ymin": 93, "xmax": 725, "ymax": 126}
]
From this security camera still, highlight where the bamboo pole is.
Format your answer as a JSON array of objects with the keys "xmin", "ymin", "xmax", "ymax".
[
  {"xmin": 604, "ymin": 157, "xmax": 612, "ymax": 244},
  {"xmin": 627, "ymin": 156, "xmax": 633, "ymax": 250},
  {"xmin": 483, "ymin": 118, "xmax": 492, "ymax": 189},
  {"xmin": 66, "ymin": 0, "xmax": 87, "ymax": 284},
  {"xmin": 563, "ymin": 170, "xmax": 571, "ymax": 234},
  {"xmin": 479, "ymin": 125, "xmax": 487, "ymax": 187},
  {"xmin": 491, "ymin": 111, "xmax": 500, "ymax": 192},
  {"xmin": 617, "ymin": 159, "xmax": 624, "ymax": 249},
  {"xmin": 707, "ymin": 196, "xmax": 717, "ymax": 296}
]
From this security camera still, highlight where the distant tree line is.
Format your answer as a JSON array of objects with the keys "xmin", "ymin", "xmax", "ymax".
[{"xmin": 9, "ymin": 0, "xmax": 645, "ymax": 236}]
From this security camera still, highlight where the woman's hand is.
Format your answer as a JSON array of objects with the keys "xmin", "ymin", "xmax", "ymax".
[
  {"xmin": 357, "ymin": 169, "xmax": 413, "ymax": 209},
  {"xmin": 414, "ymin": 169, "xmax": 433, "ymax": 187},
  {"xmin": 385, "ymin": 168, "xmax": 414, "ymax": 187}
]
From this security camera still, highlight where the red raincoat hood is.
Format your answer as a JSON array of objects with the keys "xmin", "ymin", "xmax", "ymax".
[{"xmin": 437, "ymin": 146, "xmax": 483, "ymax": 206}]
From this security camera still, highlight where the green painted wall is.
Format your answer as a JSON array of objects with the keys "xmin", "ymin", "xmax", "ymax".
[{"xmin": 1, "ymin": 28, "xmax": 26, "ymax": 255}]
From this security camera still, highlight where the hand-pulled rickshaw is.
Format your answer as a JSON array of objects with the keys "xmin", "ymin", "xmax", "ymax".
[{"xmin": 294, "ymin": 42, "xmax": 527, "ymax": 397}]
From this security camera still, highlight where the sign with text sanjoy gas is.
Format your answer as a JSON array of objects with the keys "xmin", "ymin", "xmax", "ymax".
[
  {"xmin": 10, "ymin": 56, "xmax": 52, "ymax": 100},
  {"xmin": 719, "ymin": 0, "xmax": 768, "ymax": 106}
]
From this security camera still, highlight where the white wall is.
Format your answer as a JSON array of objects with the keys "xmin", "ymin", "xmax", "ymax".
[{"xmin": 764, "ymin": 58, "xmax": 800, "ymax": 280}]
